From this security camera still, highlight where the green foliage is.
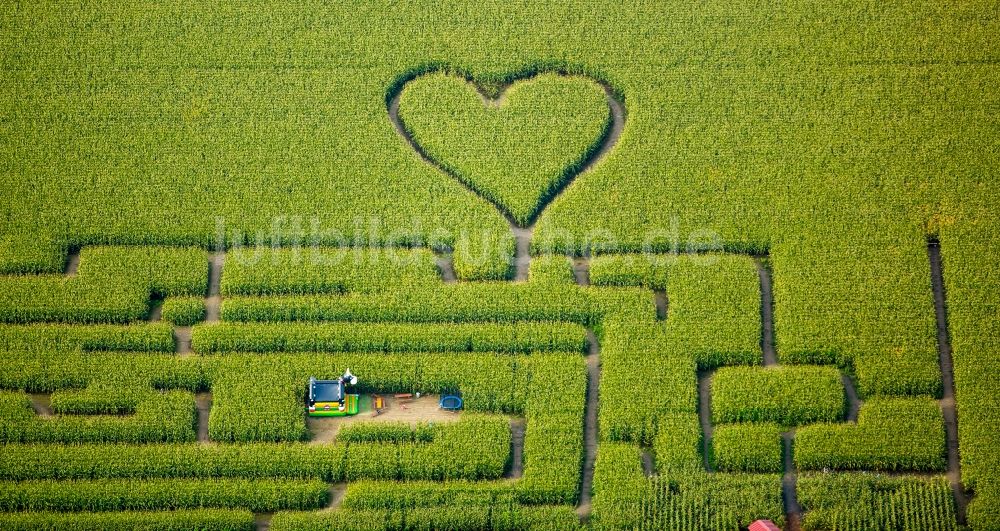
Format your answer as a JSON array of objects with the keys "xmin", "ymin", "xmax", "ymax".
[
  {"xmin": 641, "ymin": 473, "xmax": 785, "ymax": 530},
  {"xmin": 797, "ymin": 473, "xmax": 959, "ymax": 531},
  {"xmin": 0, "ymin": 509, "xmax": 255, "ymax": 530},
  {"xmin": 221, "ymin": 284, "xmax": 596, "ymax": 325},
  {"xmin": 529, "ymin": 255, "xmax": 577, "ymax": 285},
  {"xmin": 209, "ymin": 373, "xmax": 307, "ymax": 443},
  {"xmin": 0, "ymin": 478, "xmax": 328, "ymax": 512},
  {"xmin": 711, "ymin": 423, "xmax": 783, "ymax": 473},
  {"xmin": 589, "ymin": 254, "xmax": 669, "ymax": 290},
  {"xmin": 519, "ymin": 354, "xmax": 587, "ymax": 504},
  {"xmin": 161, "ymin": 296, "xmax": 205, "ymax": 326},
  {"xmin": 0, "ymin": 416, "xmax": 507, "ymax": 482},
  {"xmin": 398, "ymin": 72, "xmax": 611, "ymax": 226},
  {"xmin": 269, "ymin": 505, "xmax": 581, "ymax": 531},
  {"xmin": 592, "ymin": 444, "xmax": 786, "ymax": 530},
  {"xmin": 220, "ymin": 248, "xmax": 440, "ymax": 296},
  {"xmin": 337, "ymin": 422, "xmax": 434, "ymax": 444},
  {"xmin": 940, "ymin": 219, "xmax": 1000, "ymax": 502},
  {"xmin": 652, "ymin": 413, "xmax": 702, "ymax": 473},
  {"xmin": 0, "ymin": 390, "xmax": 196, "ymax": 444},
  {"xmin": 191, "ymin": 322, "xmax": 587, "ymax": 354},
  {"xmin": 795, "ymin": 398, "xmax": 946, "ymax": 472},
  {"xmin": 0, "ymin": 247, "xmax": 206, "ymax": 324},
  {"xmin": 591, "ymin": 443, "xmax": 647, "ymax": 529},
  {"xmin": 712, "ymin": 365, "xmax": 845, "ymax": 426},
  {"xmin": 0, "ymin": 323, "xmax": 175, "ymax": 353},
  {"xmin": 341, "ymin": 480, "xmax": 512, "ymax": 510},
  {"xmin": 968, "ymin": 479, "xmax": 1000, "ymax": 531}
]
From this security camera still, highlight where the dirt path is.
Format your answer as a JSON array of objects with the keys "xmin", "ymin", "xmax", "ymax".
[
  {"xmin": 782, "ymin": 431, "xmax": 802, "ymax": 531},
  {"xmin": 841, "ymin": 373, "xmax": 862, "ymax": 422},
  {"xmin": 387, "ymin": 72, "xmax": 626, "ymax": 280},
  {"xmin": 697, "ymin": 370, "xmax": 714, "ymax": 472},
  {"xmin": 29, "ymin": 393, "xmax": 53, "ymax": 418},
  {"xmin": 326, "ymin": 483, "xmax": 347, "ymax": 510},
  {"xmin": 928, "ymin": 241, "xmax": 968, "ymax": 525},
  {"xmin": 506, "ymin": 417, "xmax": 526, "ymax": 479},
  {"xmin": 63, "ymin": 247, "xmax": 80, "ymax": 276},
  {"xmin": 306, "ymin": 394, "xmax": 461, "ymax": 444},
  {"xmin": 205, "ymin": 252, "xmax": 224, "ymax": 322},
  {"xmin": 195, "ymin": 392, "xmax": 212, "ymax": 443},
  {"xmin": 653, "ymin": 290, "xmax": 668, "ymax": 321},
  {"xmin": 147, "ymin": 298, "xmax": 163, "ymax": 322},
  {"xmin": 513, "ymin": 227, "xmax": 533, "ymax": 281},
  {"xmin": 254, "ymin": 513, "xmax": 272, "ymax": 531},
  {"xmin": 640, "ymin": 449, "xmax": 655, "ymax": 477},
  {"xmin": 755, "ymin": 256, "xmax": 778, "ymax": 366},
  {"xmin": 174, "ymin": 327, "xmax": 193, "ymax": 355},
  {"xmin": 572, "ymin": 258, "xmax": 590, "ymax": 286},
  {"xmin": 575, "ymin": 328, "xmax": 601, "ymax": 521},
  {"xmin": 435, "ymin": 253, "xmax": 457, "ymax": 283},
  {"xmin": 756, "ymin": 255, "xmax": 802, "ymax": 528}
]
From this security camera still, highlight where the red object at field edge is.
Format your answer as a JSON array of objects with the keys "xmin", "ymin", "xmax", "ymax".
[{"xmin": 750, "ymin": 520, "xmax": 781, "ymax": 531}]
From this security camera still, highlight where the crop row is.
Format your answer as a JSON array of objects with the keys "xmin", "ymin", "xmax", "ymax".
[
  {"xmin": 337, "ymin": 422, "xmax": 435, "ymax": 444},
  {"xmin": 597, "ymin": 254, "xmax": 760, "ymax": 445},
  {"xmin": 711, "ymin": 365, "xmax": 845, "ymax": 426},
  {"xmin": 711, "ymin": 423, "xmax": 783, "ymax": 473},
  {"xmin": 519, "ymin": 353, "xmax": 587, "ymax": 504},
  {"xmin": 0, "ymin": 415, "xmax": 507, "ymax": 482},
  {"xmin": 939, "ymin": 218, "xmax": 1000, "ymax": 528},
  {"xmin": 795, "ymin": 398, "xmax": 946, "ymax": 471},
  {"xmin": 0, "ymin": 323, "xmax": 176, "ymax": 353},
  {"xmin": 0, "ymin": 478, "xmax": 328, "ymax": 513},
  {"xmin": 268, "ymin": 504, "xmax": 581, "ymax": 531},
  {"xmin": 0, "ymin": 390, "xmax": 195, "ymax": 444},
  {"xmin": 797, "ymin": 472, "xmax": 959, "ymax": 530},
  {"xmin": 220, "ymin": 284, "xmax": 596, "ymax": 325},
  {"xmin": 0, "ymin": 508, "xmax": 254, "ymax": 530},
  {"xmin": 591, "ymin": 443, "xmax": 785, "ymax": 529},
  {"xmin": 190, "ymin": 322, "xmax": 587, "ymax": 354},
  {"xmin": 220, "ymin": 248, "xmax": 440, "ymax": 296},
  {"xmin": 0, "ymin": 247, "xmax": 207, "ymax": 324}
]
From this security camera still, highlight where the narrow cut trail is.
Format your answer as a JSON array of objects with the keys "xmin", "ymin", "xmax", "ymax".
[
  {"xmin": 506, "ymin": 418, "xmax": 526, "ymax": 479},
  {"xmin": 755, "ymin": 255, "xmax": 802, "ymax": 530},
  {"xmin": 327, "ymin": 484, "xmax": 347, "ymax": 510},
  {"xmin": 640, "ymin": 449, "xmax": 656, "ymax": 477},
  {"xmin": 841, "ymin": 373, "xmax": 862, "ymax": 423},
  {"xmin": 205, "ymin": 252, "xmax": 224, "ymax": 323},
  {"xmin": 174, "ymin": 251, "xmax": 225, "ymax": 355},
  {"xmin": 63, "ymin": 247, "xmax": 80, "ymax": 277},
  {"xmin": 387, "ymin": 72, "xmax": 626, "ymax": 279},
  {"xmin": 697, "ymin": 370, "xmax": 714, "ymax": 472},
  {"xmin": 573, "ymin": 260, "xmax": 601, "ymax": 522},
  {"xmin": 29, "ymin": 393, "xmax": 53, "ymax": 418},
  {"xmin": 435, "ymin": 253, "xmax": 457, "ymax": 283},
  {"xmin": 254, "ymin": 513, "xmax": 273, "ymax": 531},
  {"xmin": 653, "ymin": 289, "xmax": 668, "ymax": 321},
  {"xmin": 195, "ymin": 392, "xmax": 212, "ymax": 443},
  {"xmin": 781, "ymin": 432, "xmax": 801, "ymax": 531},
  {"xmin": 754, "ymin": 256, "xmax": 777, "ymax": 367},
  {"xmin": 927, "ymin": 240, "xmax": 968, "ymax": 525},
  {"xmin": 147, "ymin": 298, "xmax": 163, "ymax": 322}
]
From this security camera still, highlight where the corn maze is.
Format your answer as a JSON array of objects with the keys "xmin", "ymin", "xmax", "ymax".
[{"xmin": 2, "ymin": 2, "xmax": 1000, "ymax": 530}]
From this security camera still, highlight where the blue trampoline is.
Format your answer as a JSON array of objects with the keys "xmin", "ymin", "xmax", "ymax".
[{"xmin": 439, "ymin": 395, "xmax": 463, "ymax": 411}]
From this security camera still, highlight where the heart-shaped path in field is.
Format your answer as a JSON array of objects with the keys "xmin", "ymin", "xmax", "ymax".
[{"xmin": 389, "ymin": 71, "xmax": 625, "ymax": 229}]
